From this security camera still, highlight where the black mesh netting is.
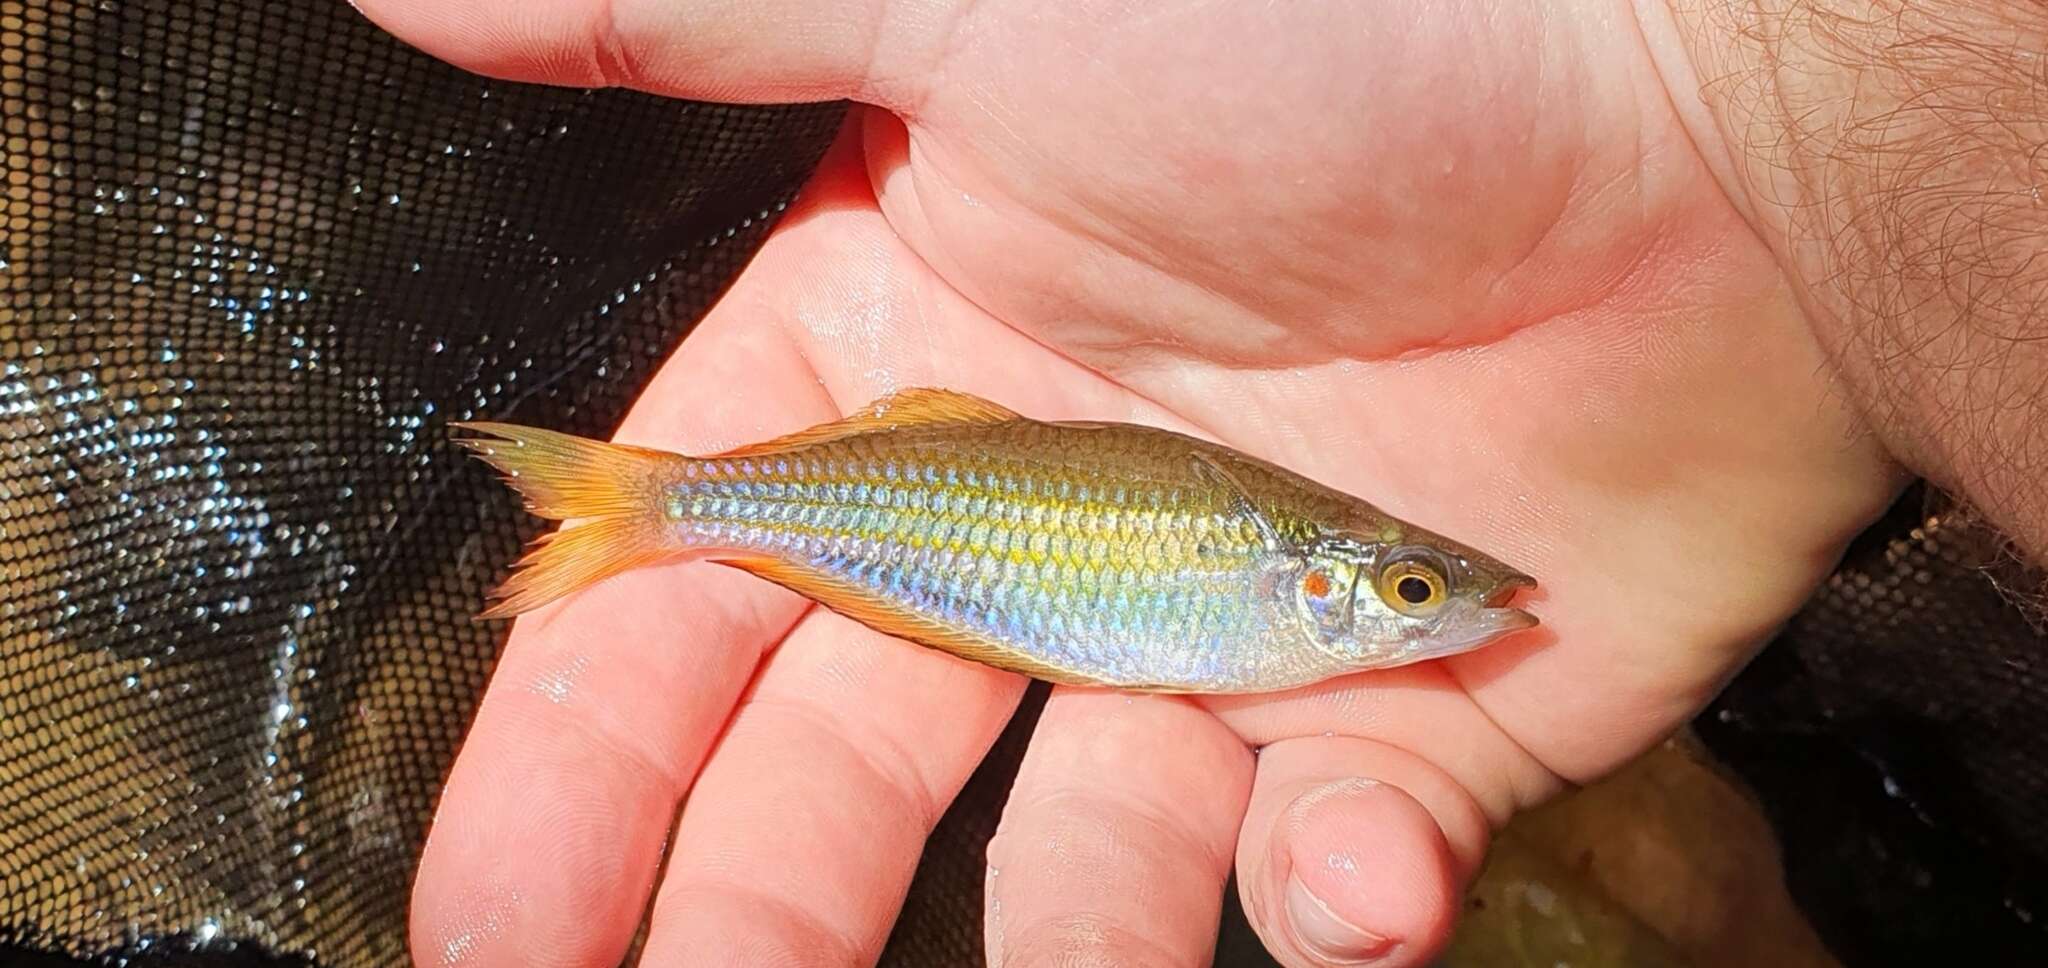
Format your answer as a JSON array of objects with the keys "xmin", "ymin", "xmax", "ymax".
[
  {"xmin": 1696, "ymin": 489, "xmax": 2048, "ymax": 967},
  {"xmin": 0, "ymin": 0, "xmax": 841, "ymax": 963},
  {"xmin": 1, "ymin": 2, "xmax": 2046, "ymax": 968}
]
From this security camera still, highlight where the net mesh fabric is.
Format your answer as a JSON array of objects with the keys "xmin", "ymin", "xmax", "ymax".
[
  {"xmin": 1696, "ymin": 490, "xmax": 2048, "ymax": 966},
  {"xmin": 0, "ymin": 0, "xmax": 841, "ymax": 962},
  {"xmin": 1, "ymin": 2, "xmax": 2044, "ymax": 967}
]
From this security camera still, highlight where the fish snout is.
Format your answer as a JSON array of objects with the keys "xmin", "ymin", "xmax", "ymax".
[{"xmin": 1483, "ymin": 572, "xmax": 1537, "ymax": 608}]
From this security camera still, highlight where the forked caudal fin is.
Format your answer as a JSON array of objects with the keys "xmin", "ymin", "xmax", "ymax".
[{"xmin": 451, "ymin": 422, "xmax": 684, "ymax": 619}]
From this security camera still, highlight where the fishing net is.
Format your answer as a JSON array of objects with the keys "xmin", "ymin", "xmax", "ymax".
[
  {"xmin": 0, "ymin": 1, "xmax": 2043, "ymax": 966},
  {"xmin": 1695, "ymin": 491, "xmax": 2048, "ymax": 966},
  {"xmin": 0, "ymin": 0, "xmax": 841, "ymax": 963}
]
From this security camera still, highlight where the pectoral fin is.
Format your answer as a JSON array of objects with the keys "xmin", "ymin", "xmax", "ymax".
[{"xmin": 1189, "ymin": 452, "xmax": 1285, "ymax": 553}]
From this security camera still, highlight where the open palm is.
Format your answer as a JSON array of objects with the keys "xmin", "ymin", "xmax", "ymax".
[{"xmin": 358, "ymin": 1, "xmax": 1903, "ymax": 965}]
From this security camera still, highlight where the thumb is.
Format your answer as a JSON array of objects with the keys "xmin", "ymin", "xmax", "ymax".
[{"xmin": 347, "ymin": 0, "xmax": 943, "ymax": 111}]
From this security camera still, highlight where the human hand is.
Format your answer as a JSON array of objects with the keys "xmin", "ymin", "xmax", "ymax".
[{"xmin": 351, "ymin": 1, "xmax": 1907, "ymax": 965}]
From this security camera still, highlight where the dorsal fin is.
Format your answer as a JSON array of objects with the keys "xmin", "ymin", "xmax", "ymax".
[{"xmin": 708, "ymin": 387, "xmax": 1021, "ymax": 457}]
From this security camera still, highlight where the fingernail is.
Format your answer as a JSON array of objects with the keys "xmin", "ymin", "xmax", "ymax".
[{"xmin": 1286, "ymin": 874, "xmax": 1390, "ymax": 964}]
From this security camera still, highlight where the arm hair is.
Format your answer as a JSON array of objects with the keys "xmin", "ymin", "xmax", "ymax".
[{"xmin": 1659, "ymin": 0, "xmax": 2048, "ymax": 568}]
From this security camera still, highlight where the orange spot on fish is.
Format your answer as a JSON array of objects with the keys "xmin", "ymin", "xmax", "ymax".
[{"xmin": 1302, "ymin": 570, "xmax": 1331, "ymax": 598}]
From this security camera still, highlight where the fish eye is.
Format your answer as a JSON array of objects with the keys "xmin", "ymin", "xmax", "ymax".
[{"xmin": 1377, "ymin": 557, "xmax": 1448, "ymax": 614}]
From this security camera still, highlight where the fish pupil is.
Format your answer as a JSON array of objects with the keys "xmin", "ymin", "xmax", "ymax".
[{"xmin": 1397, "ymin": 575, "xmax": 1433, "ymax": 605}]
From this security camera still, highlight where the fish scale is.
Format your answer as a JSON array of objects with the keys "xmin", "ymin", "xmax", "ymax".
[
  {"xmin": 456, "ymin": 387, "xmax": 1539, "ymax": 693},
  {"xmin": 657, "ymin": 427, "xmax": 1269, "ymax": 685}
]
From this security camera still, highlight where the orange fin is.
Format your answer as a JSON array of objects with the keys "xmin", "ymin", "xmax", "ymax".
[
  {"xmin": 711, "ymin": 387, "xmax": 1021, "ymax": 458},
  {"xmin": 478, "ymin": 515, "xmax": 671, "ymax": 619},
  {"xmin": 452, "ymin": 422, "xmax": 685, "ymax": 618},
  {"xmin": 452, "ymin": 421, "xmax": 681, "ymax": 519},
  {"xmin": 717, "ymin": 555, "xmax": 1106, "ymax": 687}
]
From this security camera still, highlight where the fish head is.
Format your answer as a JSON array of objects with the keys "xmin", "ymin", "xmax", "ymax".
[{"xmin": 1291, "ymin": 532, "xmax": 1538, "ymax": 669}]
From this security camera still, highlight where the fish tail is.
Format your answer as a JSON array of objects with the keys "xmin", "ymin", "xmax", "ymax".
[{"xmin": 452, "ymin": 421, "xmax": 685, "ymax": 619}]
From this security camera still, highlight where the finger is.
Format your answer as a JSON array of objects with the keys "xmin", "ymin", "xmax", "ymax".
[
  {"xmin": 408, "ymin": 251, "xmax": 843, "ymax": 966},
  {"xmin": 1203, "ymin": 661, "xmax": 1560, "ymax": 830},
  {"xmin": 1235, "ymin": 736, "xmax": 1488, "ymax": 968},
  {"xmin": 634, "ymin": 606, "xmax": 1025, "ymax": 964},
  {"xmin": 984, "ymin": 689, "xmax": 1254, "ymax": 967},
  {"xmin": 349, "ymin": 0, "xmax": 950, "ymax": 110}
]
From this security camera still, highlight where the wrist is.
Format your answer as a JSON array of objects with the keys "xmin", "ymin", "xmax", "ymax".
[{"xmin": 1641, "ymin": 0, "xmax": 2048, "ymax": 564}]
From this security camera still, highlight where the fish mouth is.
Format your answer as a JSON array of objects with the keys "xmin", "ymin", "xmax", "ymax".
[
  {"xmin": 1482, "ymin": 569, "xmax": 1540, "ymax": 635},
  {"xmin": 1479, "ymin": 605, "xmax": 1539, "ymax": 634},
  {"xmin": 1483, "ymin": 572, "xmax": 1537, "ymax": 608},
  {"xmin": 1446, "ymin": 593, "xmax": 1540, "ymax": 634},
  {"xmin": 1409, "ymin": 600, "xmax": 1540, "ymax": 662}
]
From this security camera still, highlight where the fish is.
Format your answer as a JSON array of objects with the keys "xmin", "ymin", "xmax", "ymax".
[{"xmin": 452, "ymin": 387, "xmax": 1537, "ymax": 694}]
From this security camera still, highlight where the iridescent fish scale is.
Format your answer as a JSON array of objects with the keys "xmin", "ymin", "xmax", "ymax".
[{"xmin": 652, "ymin": 425, "xmax": 1279, "ymax": 686}]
